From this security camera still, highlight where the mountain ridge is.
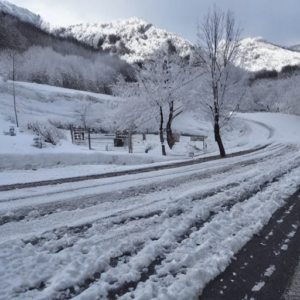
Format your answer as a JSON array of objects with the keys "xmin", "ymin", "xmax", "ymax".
[
  {"xmin": 54, "ymin": 17, "xmax": 193, "ymax": 63},
  {"xmin": 236, "ymin": 37, "xmax": 300, "ymax": 72},
  {"xmin": 1, "ymin": 0, "xmax": 300, "ymax": 72},
  {"xmin": 0, "ymin": 0, "xmax": 42, "ymax": 27}
]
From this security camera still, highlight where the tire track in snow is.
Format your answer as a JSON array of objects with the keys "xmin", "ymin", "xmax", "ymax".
[
  {"xmin": 3, "ymin": 170, "xmax": 281, "ymax": 299},
  {"xmin": 0, "ymin": 144, "xmax": 286, "ymax": 210},
  {"xmin": 102, "ymin": 164, "xmax": 300, "ymax": 300},
  {"xmin": 1, "ymin": 145, "xmax": 299, "ymax": 299},
  {"xmin": 0, "ymin": 145, "xmax": 294, "ymax": 246},
  {"xmin": 38, "ymin": 149, "xmax": 300, "ymax": 300},
  {"xmin": 0, "ymin": 145, "xmax": 271, "ymax": 192},
  {"xmin": 0, "ymin": 144, "xmax": 290, "ymax": 228},
  {"xmin": 234, "ymin": 116, "xmax": 276, "ymax": 140},
  {"xmin": 101, "ymin": 151, "xmax": 300, "ymax": 299}
]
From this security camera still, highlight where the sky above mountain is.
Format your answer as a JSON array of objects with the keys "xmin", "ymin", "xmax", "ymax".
[{"xmin": 5, "ymin": 0, "xmax": 300, "ymax": 46}]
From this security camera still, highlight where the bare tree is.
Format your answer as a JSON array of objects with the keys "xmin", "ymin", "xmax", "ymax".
[
  {"xmin": 112, "ymin": 51, "xmax": 193, "ymax": 154},
  {"xmin": 0, "ymin": 16, "xmax": 27, "ymax": 127},
  {"xmin": 134, "ymin": 55, "xmax": 189, "ymax": 152},
  {"xmin": 195, "ymin": 5, "xmax": 244, "ymax": 157},
  {"xmin": 73, "ymin": 101, "xmax": 93, "ymax": 131},
  {"xmin": 112, "ymin": 64, "xmax": 168, "ymax": 156},
  {"xmin": 5, "ymin": 49, "xmax": 22, "ymax": 127},
  {"xmin": 162, "ymin": 56, "xmax": 190, "ymax": 149}
]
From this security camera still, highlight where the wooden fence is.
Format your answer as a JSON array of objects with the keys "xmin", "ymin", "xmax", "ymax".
[{"xmin": 70, "ymin": 126, "xmax": 146, "ymax": 153}]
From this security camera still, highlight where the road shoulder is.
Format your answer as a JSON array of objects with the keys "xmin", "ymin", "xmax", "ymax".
[{"xmin": 199, "ymin": 189, "xmax": 300, "ymax": 300}]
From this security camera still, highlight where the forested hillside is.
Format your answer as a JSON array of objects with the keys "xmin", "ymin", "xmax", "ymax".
[
  {"xmin": 235, "ymin": 37, "xmax": 300, "ymax": 72},
  {"xmin": 0, "ymin": 11, "xmax": 134, "ymax": 94},
  {"xmin": 55, "ymin": 18, "xmax": 193, "ymax": 63}
]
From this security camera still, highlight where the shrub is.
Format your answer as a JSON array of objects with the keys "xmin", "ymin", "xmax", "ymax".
[
  {"xmin": 4, "ymin": 114, "xmax": 16, "ymax": 124},
  {"xmin": 32, "ymin": 136, "xmax": 45, "ymax": 148},
  {"xmin": 48, "ymin": 119, "xmax": 72, "ymax": 130},
  {"xmin": 27, "ymin": 121, "xmax": 66, "ymax": 145}
]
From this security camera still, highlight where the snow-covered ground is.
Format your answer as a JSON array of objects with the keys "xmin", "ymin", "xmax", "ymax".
[
  {"xmin": 0, "ymin": 78, "xmax": 267, "ymax": 174},
  {"xmin": 1, "ymin": 80, "xmax": 300, "ymax": 300}
]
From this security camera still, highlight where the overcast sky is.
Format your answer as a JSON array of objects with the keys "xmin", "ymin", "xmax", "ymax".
[{"xmin": 6, "ymin": 0, "xmax": 300, "ymax": 46}]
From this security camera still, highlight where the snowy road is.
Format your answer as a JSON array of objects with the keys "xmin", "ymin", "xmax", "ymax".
[{"xmin": 1, "ymin": 114, "xmax": 300, "ymax": 300}]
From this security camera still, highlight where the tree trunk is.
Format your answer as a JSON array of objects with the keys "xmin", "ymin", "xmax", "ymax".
[
  {"xmin": 166, "ymin": 101, "xmax": 175, "ymax": 149},
  {"xmin": 166, "ymin": 127, "xmax": 174, "ymax": 149},
  {"xmin": 212, "ymin": 89, "xmax": 226, "ymax": 158},
  {"xmin": 159, "ymin": 106, "xmax": 166, "ymax": 156},
  {"xmin": 214, "ymin": 113, "xmax": 226, "ymax": 157}
]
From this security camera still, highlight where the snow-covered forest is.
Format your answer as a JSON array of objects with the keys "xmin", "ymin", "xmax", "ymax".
[{"xmin": 0, "ymin": 12, "xmax": 135, "ymax": 94}]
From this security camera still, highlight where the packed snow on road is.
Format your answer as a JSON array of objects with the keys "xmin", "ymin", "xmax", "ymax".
[{"xmin": 1, "ymin": 110, "xmax": 300, "ymax": 300}]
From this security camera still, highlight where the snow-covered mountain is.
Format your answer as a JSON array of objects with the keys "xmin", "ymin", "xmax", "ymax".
[
  {"xmin": 1, "ymin": 0, "xmax": 300, "ymax": 72},
  {"xmin": 235, "ymin": 37, "xmax": 300, "ymax": 72},
  {"xmin": 0, "ymin": 0, "xmax": 42, "ymax": 26},
  {"xmin": 55, "ymin": 18, "xmax": 193, "ymax": 63},
  {"xmin": 54, "ymin": 22, "xmax": 300, "ymax": 72}
]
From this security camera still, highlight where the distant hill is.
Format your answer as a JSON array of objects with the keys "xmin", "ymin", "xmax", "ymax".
[
  {"xmin": 1, "ymin": 1, "xmax": 300, "ymax": 74},
  {"xmin": 0, "ymin": 0, "xmax": 42, "ymax": 26},
  {"xmin": 56, "ymin": 21, "xmax": 300, "ymax": 72},
  {"xmin": 0, "ymin": 1, "xmax": 134, "ymax": 94},
  {"xmin": 54, "ymin": 18, "xmax": 193, "ymax": 63},
  {"xmin": 235, "ymin": 37, "xmax": 300, "ymax": 72}
]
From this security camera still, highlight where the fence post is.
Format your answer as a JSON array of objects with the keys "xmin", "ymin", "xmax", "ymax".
[
  {"xmin": 70, "ymin": 125, "xmax": 74, "ymax": 144},
  {"xmin": 81, "ymin": 127, "xmax": 84, "ymax": 140},
  {"xmin": 203, "ymin": 138, "xmax": 207, "ymax": 154},
  {"xmin": 160, "ymin": 129, "xmax": 166, "ymax": 156},
  {"xmin": 128, "ymin": 131, "xmax": 133, "ymax": 153},
  {"xmin": 88, "ymin": 128, "xmax": 91, "ymax": 150}
]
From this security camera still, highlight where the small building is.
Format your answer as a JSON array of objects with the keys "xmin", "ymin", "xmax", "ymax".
[{"xmin": 181, "ymin": 134, "xmax": 208, "ymax": 155}]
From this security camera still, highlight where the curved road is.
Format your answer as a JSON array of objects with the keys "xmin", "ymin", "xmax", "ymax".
[{"xmin": 0, "ymin": 118, "xmax": 300, "ymax": 300}]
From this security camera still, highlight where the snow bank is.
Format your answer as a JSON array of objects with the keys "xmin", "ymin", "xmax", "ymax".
[
  {"xmin": 236, "ymin": 112, "xmax": 300, "ymax": 144},
  {"xmin": 0, "ymin": 151, "xmax": 172, "ymax": 171}
]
